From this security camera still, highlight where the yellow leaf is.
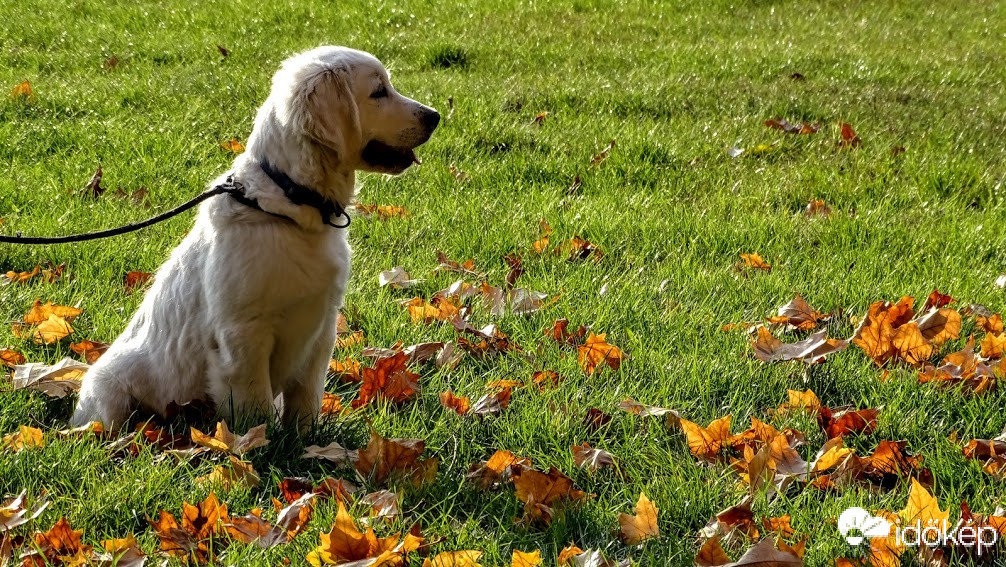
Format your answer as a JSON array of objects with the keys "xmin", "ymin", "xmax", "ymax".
[
  {"xmin": 3, "ymin": 426, "xmax": 44, "ymax": 451},
  {"xmin": 511, "ymin": 549, "xmax": 541, "ymax": 567},
  {"xmin": 10, "ymin": 81, "xmax": 31, "ymax": 99},
  {"xmin": 618, "ymin": 492, "xmax": 659, "ymax": 544}
]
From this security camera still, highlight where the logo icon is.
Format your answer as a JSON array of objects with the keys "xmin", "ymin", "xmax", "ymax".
[{"xmin": 838, "ymin": 507, "xmax": 891, "ymax": 545}]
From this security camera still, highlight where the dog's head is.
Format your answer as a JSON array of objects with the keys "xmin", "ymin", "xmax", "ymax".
[{"xmin": 273, "ymin": 46, "xmax": 439, "ymax": 174}]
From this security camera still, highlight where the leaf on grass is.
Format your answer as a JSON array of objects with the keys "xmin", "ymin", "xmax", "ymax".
[
  {"xmin": 838, "ymin": 122, "xmax": 861, "ymax": 148},
  {"xmin": 302, "ymin": 442, "xmax": 359, "ymax": 466},
  {"xmin": 10, "ymin": 80, "xmax": 32, "ymax": 99},
  {"xmin": 329, "ymin": 357, "xmax": 362, "ymax": 383},
  {"xmin": 577, "ymin": 333, "xmax": 624, "ymax": 373},
  {"xmin": 306, "ymin": 501, "xmax": 418, "ymax": 566},
  {"xmin": 545, "ymin": 319, "xmax": 587, "ymax": 346},
  {"xmin": 22, "ymin": 517, "xmax": 92, "ymax": 567},
  {"xmin": 817, "ymin": 406, "xmax": 879, "ymax": 439},
  {"xmin": 435, "ymin": 251, "xmax": 480, "ymax": 276},
  {"xmin": 695, "ymin": 536, "xmax": 803, "ymax": 566},
  {"xmin": 583, "ymin": 408, "xmax": 612, "ymax": 432},
  {"xmin": 354, "ymin": 204, "xmax": 409, "ymax": 220},
  {"xmin": 422, "ymin": 550, "xmax": 483, "ymax": 566},
  {"xmin": 770, "ymin": 389, "xmax": 821, "ymax": 417},
  {"xmin": 219, "ymin": 138, "xmax": 245, "ymax": 153},
  {"xmin": 196, "ymin": 456, "xmax": 261, "ymax": 490},
  {"xmin": 12, "ymin": 358, "xmax": 87, "ymax": 398},
  {"xmin": 320, "ymin": 393, "xmax": 344, "ymax": 416},
  {"xmin": 589, "ymin": 139, "xmax": 616, "ymax": 166},
  {"xmin": 467, "ymin": 450, "xmax": 532, "ymax": 489},
  {"xmin": 353, "ymin": 351, "xmax": 421, "ymax": 408},
  {"xmin": 69, "ymin": 339, "xmax": 110, "ymax": 363},
  {"xmin": 512, "ymin": 467, "xmax": 587, "ymax": 525},
  {"xmin": 190, "ymin": 421, "xmax": 269, "ymax": 456},
  {"xmin": 805, "ymin": 199, "xmax": 831, "ymax": 217},
  {"xmin": 618, "ymin": 492, "xmax": 659, "ymax": 544},
  {"xmin": 0, "ymin": 349, "xmax": 26, "ymax": 368},
  {"xmin": 763, "ymin": 117, "xmax": 820, "ymax": 134},
  {"xmin": 355, "ymin": 430, "xmax": 436, "ymax": 487},
  {"xmin": 403, "ymin": 296, "xmax": 461, "ymax": 324},
  {"xmin": 361, "ymin": 490, "xmax": 400, "ymax": 523},
  {"xmin": 440, "ymin": 391, "xmax": 471, "ymax": 415},
  {"xmin": 769, "ymin": 294, "xmax": 828, "ymax": 331},
  {"xmin": 564, "ymin": 236, "xmax": 603, "ymax": 262},
  {"xmin": 379, "ymin": 267, "xmax": 421, "ymax": 289},
  {"xmin": 124, "ymin": 271, "xmax": 153, "ymax": 293},
  {"xmin": 0, "ymin": 491, "xmax": 48, "ymax": 530},
  {"xmin": 751, "ymin": 327, "xmax": 848, "ymax": 364},
  {"xmin": 737, "ymin": 253, "xmax": 771, "ymax": 272},
  {"xmin": 470, "ymin": 388, "xmax": 512, "ymax": 416},
  {"xmin": 679, "ymin": 416, "xmax": 732, "ymax": 462},
  {"xmin": 148, "ymin": 493, "xmax": 228, "ymax": 563},
  {"xmin": 226, "ymin": 493, "xmax": 315, "ymax": 548}
]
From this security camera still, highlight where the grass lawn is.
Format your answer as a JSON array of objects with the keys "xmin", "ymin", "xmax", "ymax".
[{"xmin": 3, "ymin": 0, "xmax": 1006, "ymax": 564}]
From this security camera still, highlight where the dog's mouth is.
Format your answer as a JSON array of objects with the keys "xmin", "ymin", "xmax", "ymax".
[{"xmin": 361, "ymin": 140, "xmax": 422, "ymax": 173}]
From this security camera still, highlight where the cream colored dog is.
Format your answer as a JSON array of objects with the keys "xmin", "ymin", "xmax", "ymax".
[{"xmin": 71, "ymin": 46, "xmax": 439, "ymax": 431}]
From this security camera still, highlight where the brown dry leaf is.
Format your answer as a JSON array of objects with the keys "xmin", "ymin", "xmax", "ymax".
[
  {"xmin": 353, "ymin": 351, "xmax": 421, "ymax": 408},
  {"xmin": 0, "ymin": 349, "xmax": 26, "ymax": 368},
  {"xmin": 817, "ymin": 406, "xmax": 879, "ymax": 439},
  {"xmin": 751, "ymin": 327, "xmax": 848, "ymax": 364},
  {"xmin": 302, "ymin": 442, "xmax": 359, "ymax": 466},
  {"xmin": 839, "ymin": 122, "xmax": 862, "ymax": 148},
  {"xmin": 403, "ymin": 296, "xmax": 461, "ymax": 324},
  {"xmin": 679, "ymin": 415, "xmax": 732, "ymax": 462},
  {"xmin": 355, "ymin": 430, "xmax": 436, "ymax": 486},
  {"xmin": 329, "ymin": 357, "xmax": 362, "ymax": 382},
  {"xmin": 695, "ymin": 537, "xmax": 804, "ymax": 566},
  {"xmin": 423, "ymin": 550, "xmax": 483, "ymax": 566},
  {"xmin": 354, "ymin": 203, "xmax": 409, "ymax": 220},
  {"xmin": 23, "ymin": 299, "xmax": 81, "ymax": 323},
  {"xmin": 306, "ymin": 501, "xmax": 413, "ymax": 566},
  {"xmin": 467, "ymin": 450, "xmax": 532, "ymax": 488},
  {"xmin": 564, "ymin": 236, "xmax": 603, "ymax": 262},
  {"xmin": 771, "ymin": 389, "xmax": 821, "ymax": 417},
  {"xmin": 577, "ymin": 332, "xmax": 624, "ymax": 374},
  {"xmin": 196, "ymin": 456, "xmax": 261, "ymax": 490},
  {"xmin": 531, "ymin": 370, "xmax": 562, "ymax": 390},
  {"xmin": 361, "ymin": 490, "xmax": 400, "ymax": 523},
  {"xmin": 532, "ymin": 111, "xmax": 549, "ymax": 126},
  {"xmin": 440, "ymin": 391, "xmax": 471, "ymax": 415},
  {"xmin": 545, "ymin": 319, "xmax": 587, "ymax": 346},
  {"xmin": 761, "ymin": 515, "xmax": 795, "ymax": 538},
  {"xmin": 2, "ymin": 265, "xmax": 40, "ymax": 285},
  {"xmin": 922, "ymin": 289, "xmax": 955, "ymax": 311},
  {"xmin": 22, "ymin": 517, "xmax": 92, "ymax": 567},
  {"xmin": 571, "ymin": 443, "xmax": 616, "ymax": 471},
  {"xmin": 147, "ymin": 492, "xmax": 229, "ymax": 563},
  {"xmin": 890, "ymin": 322, "xmax": 933, "ymax": 365},
  {"xmin": 977, "ymin": 313, "xmax": 1003, "ymax": 335},
  {"xmin": 220, "ymin": 138, "xmax": 245, "ymax": 153},
  {"xmin": 981, "ymin": 332, "xmax": 1006, "ymax": 359},
  {"xmin": 0, "ymin": 491, "xmax": 48, "ymax": 531},
  {"xmin": 589, "ymin": 139, "xmax": 616, "ymax": 166},
  {"xmin": 10, "ymin": 80, "xmax": 32, "ymax": 99},
  {"xmin": 336, "ymin": 331, "xmax": 365, "ymax": 350},
  {"xmin": 124, "ymin": 271, "xmax": 153, "ymax": 293},
  {"xmin": 764, "ymin": 117, "xmax": 820, "ymax": 134},
  {"xmin": 699, "ymin": 496, "xmax": 759, "ymax": 540},
  {"xmin": 918, "ymin": 336, "xmax": 999, "ymax": 394},
  {"xmin": 379, "ymin": 267, "xmax": 421, "ymax": 290},
  {"xmin": 190, "ymin": 421, "xmax": 269, "ymax": 456},
  {"xmin": 11, "ymin": 358, "xmax": 87, "ymax": 398},
  {"xmin": 470, "ymin": 387, "xmax": 512, "ymax": 416},
  {"xmin": 558, "ymin": 545, "xmax": 586, "ymax": 566},
  {"xmin": 512, "ymin": 467, "xmax": 587, "ymax": 525},
  {"xmin": 618, "ymin": 492, "xmax": 659, "ymax": 544},
  {"xmin": 435, "ymin": 250, "xmax": 479, "ymax": 276},
  {"xmin": 804, "ymin": 199, "xmax": 831, "ymax": 217},
  {"xmin": 771, "ymin": 294, "xmax": 827, "ymax": 331},
  {"xmin": 320, "ymin": 393, "xmax": 344, "ymax": 416},
  {"xmin": 583, "ymin": 408, "xmax": 612, "ymax": 432},
  {"xmin": 69, "ymin": 339, "xmax": 110, "ymax": 363},
  {"xmin": 737, "ymin": 253, "xmax": 771, "ymax": 272},
  {"xmin": 852, "ymin": 296, "xmax": 919, "ymax": 365}
]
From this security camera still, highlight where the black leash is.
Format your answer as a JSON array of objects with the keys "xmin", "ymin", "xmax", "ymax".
[{"xmin": 0, "ymin": 165, "xmax": 350, "ymax": 245}]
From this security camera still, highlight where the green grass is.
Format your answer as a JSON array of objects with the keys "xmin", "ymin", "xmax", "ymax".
[{"xmin": 3, "ymin": 0, "xmax": 1006, "ymax": 564}]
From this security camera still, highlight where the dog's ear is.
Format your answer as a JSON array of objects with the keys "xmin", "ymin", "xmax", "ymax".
[{"xmin": 298, "ymin": 67, "xmax": 362, "ymax": 161}]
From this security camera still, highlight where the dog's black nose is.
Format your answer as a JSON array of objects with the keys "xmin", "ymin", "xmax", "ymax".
[{"xmin": 422, "ymin": 109, "xmax": 441, "ymax": 131}]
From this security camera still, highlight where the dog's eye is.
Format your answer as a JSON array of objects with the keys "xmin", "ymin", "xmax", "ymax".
[{"xmin": 370, "ymin": 85, "xmax": 388, "ymax": 99}]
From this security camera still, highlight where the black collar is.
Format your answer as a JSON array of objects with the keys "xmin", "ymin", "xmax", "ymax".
[{"xmin": 224, "ymin": 162, "xmax": 351, "ymax": 228}]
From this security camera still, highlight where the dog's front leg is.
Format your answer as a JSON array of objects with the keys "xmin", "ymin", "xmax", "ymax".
[
  {"xmin": 282, "ymin": 324, "xmax": 337, "ymax": 433},
  {"xmin": 207, "ymin": 326, "xmax": 277, "ymax": 426}
]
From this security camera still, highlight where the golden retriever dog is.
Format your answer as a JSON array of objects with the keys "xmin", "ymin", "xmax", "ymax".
[{"xmin": 71, "ymin": 46, "xmax": 439, "ymax": 431}]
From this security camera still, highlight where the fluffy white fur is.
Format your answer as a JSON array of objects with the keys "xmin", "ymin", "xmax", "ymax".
[{"xmin": 71, "ymin": 46, "xmax": 439, "ymax": 431}]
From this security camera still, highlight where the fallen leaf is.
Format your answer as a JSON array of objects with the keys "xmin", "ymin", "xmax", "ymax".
[
  {"xmin": 379, "ymin": 267, "xmax": 421, "ymax": 289},
  {"xmin": 545, "ymin": 319, "xmax": 587, "ymax": 346},
  {"xmin": 839, "ymin": 122, "xmax": 862, "ymax": 148},
  {"xmin": 306, "ymin": 501, "xmax": 413, "ymax": 566},
  {"xmin": 618, "ymin": 492, "xmax": 659, "ymax": 544},
  {"xmin": 302, "ymin": 442, "xmax": 359, "ymax": 466},
  {"xmin": 512, "ymin": 467, "xmax": 587, "ymax": 524},
  {"xmin": 353, "ymin": 351, "xmax": 421, "ymax": 408},
  {"xmin": 440, "ymin": 391, "xmax": 471, "ymax": 415},
  {"xmin": 763, "ymin": 117, "xmax": 820, "ymax": 134},
  {"xmin": 355, "ymin": 430, "xmax": 436, "ymax": 486},
  {"xmin": 679, "ymin": 415, "xmax": 732, "ymax": 462},
  {"xmin": 329, "ymin": 357, "xmax": 362, "ymax": 382},
  {"xmin": 737, "ymin": 253, "xmax": 771, "ymax": 272},
  {"xmin": 124, "ymin": 271, "xmax": 153, "ymax": 293},
  {"xmin": 577, "ymin": 333, "xmax": 624, "ymax": 373},
  {"xmin": 817, "ymin": 406, "xmax": 879, "ymax": 439},
  {"xmin": 361, "ymin": 490, "xmax": 400, "ymax": 522},
  {"xmin": 10, "ymin": 80, "xmax": 32, "ymax": 99},
  {"xmin": 196, "ymin": 456, "xmax": 261, "ymax": 490},
  {"xmin": 354, "ymin": 203, "xmax": 409, "ymax": 220},
  {"xmin": 467, "ymin": 450, "xmax": 532, "ymax": 488},
  {"xmin": 190, "ymin": 421, "xmax": 269, "ymax": 456},
  {"xmin": 148, "ymin": 493, "xmax": 228, "ymax": 563},
  {"xmin": 0, "ymin": 349, "xmax": 26, "ymax": 368},
  {"xmin": 220, "ymin": 138, "xmax": 244, "ymax": 153},
  {"xmin": 11, "ymin": 358, "xmax": 87, "ymax": 397},
  {"xmin": 69, "ymin": 339, "xmax": 110, "ymax": 363},
  {"xmin": 804, "ymin": 199, "xmax": 831, "ymax": 217},
  {"xmin": 589, "ymin": 139, "xmax": 616, "ymax": 166},
  {"xmin": 572, "ymin": 443, "xmax": 616, "ymax": 471},
  {"xmin": 751, "ymin": 327, "xmax": 848, "ymax": 364}
]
